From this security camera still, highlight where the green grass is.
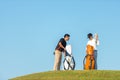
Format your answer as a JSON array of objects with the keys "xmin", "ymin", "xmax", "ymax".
[{"xmin": 10, "ymin": 70, "xmax": 120, "ymax": 80}]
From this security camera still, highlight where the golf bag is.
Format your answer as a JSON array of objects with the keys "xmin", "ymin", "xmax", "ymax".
[
  {"xmin": 63, "ymin": 45, "xmax": 75, "ymax": 70},
  {"xmin": 83, "ymin": 45, "xmax": 95, "ymax": 70},
  {"xmin": 83, "ymin": 54, "xmax": 95, "ymax": 70}
]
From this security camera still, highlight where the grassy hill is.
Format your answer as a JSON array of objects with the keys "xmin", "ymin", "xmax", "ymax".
[{"xmin": 10, "ymin": 70, "xmax": 120, "ymax": 80}]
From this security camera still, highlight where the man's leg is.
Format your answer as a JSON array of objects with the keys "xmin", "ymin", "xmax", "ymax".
[
  {"xmin": 53, "ymin": 50, "xmax": 62, "ymax": 71},
  {"xmin": 94, "ymin": 50, "xmax": 98, "ymax": 69},
  {"xmin": 57, "ymin": 51, "xmax": 62, "ymax": 70}
]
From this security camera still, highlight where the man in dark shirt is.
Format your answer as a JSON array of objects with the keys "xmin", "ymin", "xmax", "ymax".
[{"xmin": 53, "ymin": 34, "xmax": 70, "ymax": 71}]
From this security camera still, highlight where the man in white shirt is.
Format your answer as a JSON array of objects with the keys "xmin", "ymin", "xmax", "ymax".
[{"xmin": 87, "ymin": 33, "xmax": 100, "ymax": 69}]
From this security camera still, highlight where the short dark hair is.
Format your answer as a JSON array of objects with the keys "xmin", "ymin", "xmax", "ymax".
[
  {"xmin": 87, "ymin": 33, "xmax": 93, "ymax": 39},
  {"xmin": 64, "ymin": 34, "xmax": 70, "ymax": 38}
]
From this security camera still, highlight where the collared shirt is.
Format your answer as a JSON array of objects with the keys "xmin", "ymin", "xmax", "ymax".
[
  {"xmin": 55, "ymin": 38, "xmax": 66, "ymax": 52},
  {"xmin": 87, "ymin": 39, "xmax": 99, "ymax": 50}
]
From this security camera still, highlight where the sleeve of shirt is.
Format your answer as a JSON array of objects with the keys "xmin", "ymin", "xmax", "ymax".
[
  {"xmin": 93, "ymin": 38, "xmax": 99, "ymax": 46},
  {"xmin": 59, "ymin": 38, "xmax": 64, "ymax": 43},
  {"xmin": 87, "ymin": 41, "xmax": 90, "ymax": 45},
  {"xmin": 97, "ymin": 40, "xmax": 100, "ymax": 46},
  {"xmin": 86, "ymin": 41, "xmax": 89, "ymax": 50}
]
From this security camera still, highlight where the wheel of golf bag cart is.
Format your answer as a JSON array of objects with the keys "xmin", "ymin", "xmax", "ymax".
[{"xmin": 63, "ymin": 53, "xmax": 75, "ymax": 70}]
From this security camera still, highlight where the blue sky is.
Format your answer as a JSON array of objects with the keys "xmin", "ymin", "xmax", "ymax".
[{"xmin": 0, "ymin": 0, "xmax": 120, "ymax": 80}]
